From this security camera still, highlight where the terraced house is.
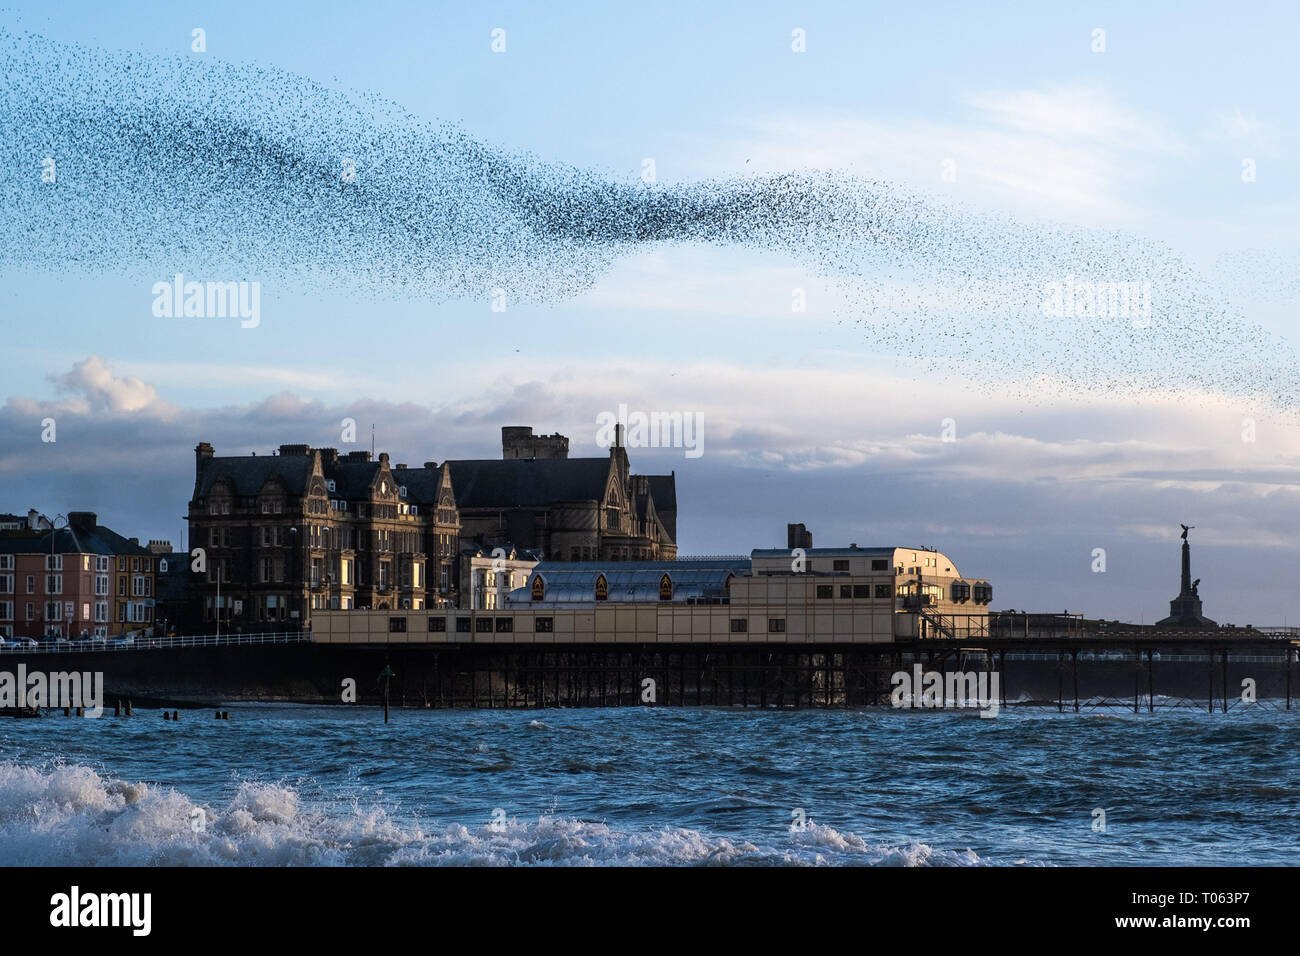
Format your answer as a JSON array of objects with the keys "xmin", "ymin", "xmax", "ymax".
[{"xmin": 0, "ymin": 511, "xmax": 157, "ymax": 640}]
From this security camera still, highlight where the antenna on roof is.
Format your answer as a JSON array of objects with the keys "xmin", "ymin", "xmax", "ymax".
[{"xmin": 371, "ymin": 424, "xmax": 375, "ymax": 458}]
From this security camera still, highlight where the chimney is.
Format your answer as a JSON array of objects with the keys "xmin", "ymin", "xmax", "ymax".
[
  {"xmin": 278, "ymin": 444, "xmax": 311, "ymax": 457},
  {"xmin": 787, "ymin": 523, "xmax": 813, "ymax": 550},
  {"xmin": 68, "ymin": 512, "xmax": 97, "ymax": 536},
  {"xmin": 26, "ymin": 508, "xmax": 39, "ymax": 530},
  {"xmin": 195, "ymin": 441, "xmax": 214, "ymax": 477}
]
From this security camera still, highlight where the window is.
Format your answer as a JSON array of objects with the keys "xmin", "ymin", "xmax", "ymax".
[
  {"xmin": 94, "ymin": 602, "xmax": 107, "ymax": 622},
  {"xmin": 475, "ymin": 617, "xmax": 493, "ymax": 633},
  {"xmin": 853, "ymin": 585, "xmax": 871, "ymax": 599},
  {"xmin": 872, "ymin": 559, "xmax": 888, "ymax": 571},
  {"xmin": 0, "ymin": 575, "xmax": 11, "ymax": 594},
  {"xmin": 0, "ymin": 601, "xmax": 11, "ymax": 621},
  {"xmin": 26, "ymin": 602, "xmax": 34, "ymax": 621},
  {"xmin": 730, "ymin": 618, "xmax": 748, "ymax": 633},
  {"xmin": 594, "ymin": 574, "xmax": 608, "ymax": 601},
  {"xmin": 95, "ymin": 556, "xmax": 109, "ymax": 572},
  {"xmin": 46, "ymin": 575, "xmax": 62, "ymax": 594},
  {"xmin": 535, "ymin": 617, "xmax": 553, "ymax": 633},
  {"xmin": 428, "ymin": 616, "xmax": 447, "ymax": 632},
  {"xmin": 26, "ymin": 575, "xmax": 34, "ymax": 593},
  {"xmin": 456, "ymin": 617, "xmax": 471, "ymax": 633},
  {"xmin": 816, "ymin": 585, "xmax": 833, "ymax": 599},
  {"xmin": 659, "ymin": 574, "xmax": 672, "ymax": 601},
  {"xmin": 119, "ymin": 577, "xmax": 127, "ymax": 596},
  {"xmin": 95, "ymin": 575, "xmax": 109, "ymax": 596},
  {"xmin": 0, "ymin": 555, "xmax": 11, "ymax": 570},
  {"xmin": 839, "ymin": 585, "xmax": 852, "ymax": 599},
  {"xmin": 833, "ymin": 559, "xmax": 849, "ymax": 572},
  {"xmin": 768, "ymin": 618, "xmax": 786, "ymax": 633},
  {"xmin": 388, "ymin": 617, "xmax": 407, "ymax": 633},
  {"xmin": 45, "ymin": 601, "xmax": 61, "ymax": 621},
  {"xmin": 46, "ymin": 554, "xmax": 62, "ymax": 571},
  {"xmin": 875, "ymin": 584, "xmax": 892, "ymax": 599},
  {"xmin": 495, "ymin": 617, "xmax": 513, "ymax": 633}
]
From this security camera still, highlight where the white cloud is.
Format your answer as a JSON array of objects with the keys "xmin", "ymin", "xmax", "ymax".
[{"xmin": 684, "ymin": 86, "xmax": 1184, "ymax": 223}]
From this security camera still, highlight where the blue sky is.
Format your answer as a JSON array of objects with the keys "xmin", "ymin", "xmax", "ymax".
[{"xmin": 2, "ymin": 1, "xmax": 1299, "ymax": 622}]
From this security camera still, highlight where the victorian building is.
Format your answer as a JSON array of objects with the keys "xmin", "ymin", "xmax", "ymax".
[
  {"xmin": 444, "ymin": 426, "xmax": 678, "ymax": 563},
  {"xmin": 188, "ymin": 443, "xmax": 462, "ymax": 631}
]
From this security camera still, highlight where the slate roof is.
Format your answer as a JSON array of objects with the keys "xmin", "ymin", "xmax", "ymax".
[
  {"xmin": 445, "ymin": 458, "xmax": 614, "ymax": 510},
  {"xmin": 324, "ymin": 460, "xmax": 380, "ymax": 499},
  {"xmin": 646, "ymin": 475, "xmax": 676, "ymax": 513},
  {"xmin": 196, "ymin": 455, "xmax": 314, "ymax": 498},
  {"xmin": 389, "ymin": 466, "xmax": 443, "ymax": 505},
  {"xmin": 0, "ymin": 523, "xmax": 151, "ymax": 556}
]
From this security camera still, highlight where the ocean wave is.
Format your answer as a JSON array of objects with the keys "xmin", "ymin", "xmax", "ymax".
[{"xmin": 0, "ymin": 761, "xmax": 1004, "ymax": 866}]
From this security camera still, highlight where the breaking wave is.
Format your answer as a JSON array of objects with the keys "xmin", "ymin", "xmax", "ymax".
[{"xmin": 0, "ymin": 760, "xmax": 1000, "ymax": 866}]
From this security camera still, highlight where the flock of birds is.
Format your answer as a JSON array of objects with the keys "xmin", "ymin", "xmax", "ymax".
[{"xmin": 1, "ymin": 26, "xmax": 1296, "ymax": 410}]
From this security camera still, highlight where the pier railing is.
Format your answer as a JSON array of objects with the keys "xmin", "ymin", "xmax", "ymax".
[{"xmin": 0, "ymin": 631, "xmax": 311, "ymax": 654}]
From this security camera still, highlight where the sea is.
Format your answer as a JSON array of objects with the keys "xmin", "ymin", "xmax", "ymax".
[{"xmin": 1, "ymin": 703, "xmax": 1296, "ymax": 866}]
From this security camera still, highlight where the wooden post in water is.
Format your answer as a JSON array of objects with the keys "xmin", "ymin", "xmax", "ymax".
[
  {"xmin": 380, "ymin": 664, "xmax": 394, "ymax": 723},
  {"xmin": 1057, "ymin": 651, "xmax": 1063, "ymax": 714}
]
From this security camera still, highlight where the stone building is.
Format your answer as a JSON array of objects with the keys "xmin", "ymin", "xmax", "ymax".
[
  {"xmin": 188, "ymin": 443, "xmax": 462, "ymax": 631},
  {"xmin": 445, "ymin": 426, "xmax": 678, "ymax": 563}
]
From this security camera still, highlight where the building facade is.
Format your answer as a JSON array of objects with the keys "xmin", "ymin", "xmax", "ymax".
[
  {"xmin": 0, "ymin": 511, "xmax": 157, "ymax": 640},
  {"xmin": 445, "ymin": 426, "xmax": 677, "ymax": 563},
  {"xmin": 311, "ymin": 544, "xmax": 993, "ymax": 644},
  {"xmin": 188, "ymin": 443, "xmax": 462, "ymax": 632}
]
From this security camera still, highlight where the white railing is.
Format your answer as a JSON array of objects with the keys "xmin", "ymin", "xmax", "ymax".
[{"xmin": 0, "ymin": 631, "xmax": 311, "ymax": 653}]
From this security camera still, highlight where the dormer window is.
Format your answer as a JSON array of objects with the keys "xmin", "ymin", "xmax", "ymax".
[
  {"xmin": 399, "ymin": 485, "xmax": 407, "ymax": 498},
  {"xmin": 381, "ymin": 480, "xmax": 388, "ymax": 494},
  {"xmin": 327, "ymin": 479, "xmax": 336, "ymax": 492}
]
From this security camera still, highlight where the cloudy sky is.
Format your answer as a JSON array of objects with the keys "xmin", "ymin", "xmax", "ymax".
[{"xmin": 2, "ymin": 0, "xmax": 1298, "ymax": 623}]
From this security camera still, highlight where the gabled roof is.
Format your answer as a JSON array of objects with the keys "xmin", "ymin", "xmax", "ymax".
[
  {"xmin": 196, "ymin": 455, "xmax": 314, "ymax": 499},
  {"xmin": 389, "ymin": 465, "xmax": 445, "ymax": 506},
  {"xmin": 324, "ymin": 460, "xmax": 381, "ymax": 499},
  {"xmin": 446, "ymin": 457, "xmax": 614, "ymax": 510}
]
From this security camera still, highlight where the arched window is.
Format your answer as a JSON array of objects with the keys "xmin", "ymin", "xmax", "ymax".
[
  {"xmin": 531, "ymin": 575, "xmax": 545, "ymax": 602},
  {"xmin": 659, "ymin": 573, "xmax": 672, "ymax": 601},
  {"xmin": 594, "ymin": 573, "xmax": 608, "ymax": 601}
]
